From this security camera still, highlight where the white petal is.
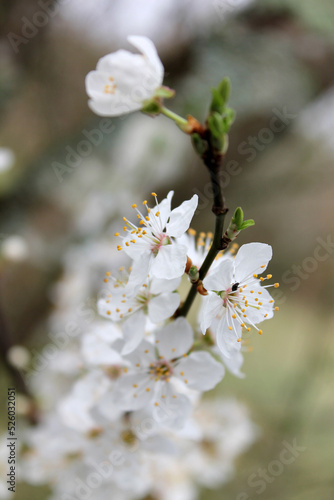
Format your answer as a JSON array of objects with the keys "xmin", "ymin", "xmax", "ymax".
[
  {"xmin": 81, "ymin": 333, "xmax": 124, "ymax": 366},
  {"xmin": 121, "ymin": 311, "xmax": 146, "ymax": 355},
  {"xmin": 148, "ymin": 292, "xmax": 180, "ymax": 323},
  {"xmin": 166, "ymin": 195, "xmax": 198, "ymax": 238},
  {"xmin": 203, "ymin": 258, "xmax": 234, "ymax": 291},
  {"xmin": 112, "ymin": 373, "xmax": 155, "ymax": 411},
  {"xmin": 218, "ymin": 348, "xmax": 245, "ymax": 378},
  {"xmin": 88, "ymin": 96, "xmax": 140, "ymax": 117},
  {"xmin": 150, "ymin": 276, "xmax": 181, "ymax": 294},
  {"xmin": 150, "ymin": 244, "xmax": 187, "ymax": 279},
  {"xmin": 155, "ymin": 317, "xmax": 193, "ymax": 360},
  {"xmin": 200, "ymin": 294, "xmax": 223, "ymax": 334},
  {"xmin": 216, "ymin": 314, "xmax": 242, "ymax": 358},
  {"xmin": 152, "ymin": 382, "xmax": 192, "ymax": 429},
  {"xmin": 176, "ymin": 351, "xmax": 225, "ymax": 391},
  {"xmin": 128, "ymin": 35, "xmax": 164, "ymax": 83},
  {"xmin": 234, "ymin": 243, "xmax": 273, "ymax": 282},
  {"xmin": 126, "ymin": 253, "xmax": 151, "ymax": 295},
  {"xmin": 125, "ymin": 339, "xmax": 156, "ymax": 367}
]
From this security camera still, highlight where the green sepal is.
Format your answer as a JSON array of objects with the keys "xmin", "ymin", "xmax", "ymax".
[
  {"xmin": 155, "ymin": 86, "xmax": 175, "ymax": 99},
  {"xmin": 210, "ymin": 88, "xmax": 224, "ymax": 114},
  {"xmin": 141, "ymin": 99, "xmax": 162, "ymax": 115}
]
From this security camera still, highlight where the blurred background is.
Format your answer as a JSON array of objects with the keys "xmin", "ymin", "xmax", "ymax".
[{"xmin": 0, "ymin": 0, "xmax": 334, "ymax": 498}]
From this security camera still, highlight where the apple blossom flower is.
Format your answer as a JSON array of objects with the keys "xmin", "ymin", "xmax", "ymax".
[
  {"xmin": 200, "ymin": 243, "xmax": 279, "ymax": 357},
  {"xmin": 111, "ymin": 318, "xmax": 224, "ymax": 427},
  {"xmin": 85, "ymin": 35, "xmax": 164, "ymax": 116},
  {"xmin": 115, "ymin": 191, "xmax": 198, "ymax": 287}
]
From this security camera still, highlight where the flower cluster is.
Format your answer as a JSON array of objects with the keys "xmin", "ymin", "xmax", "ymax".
[
  {"xmin": 16, "ymin": 191, "xmax": 277, "ymax": 500},
  {"xmin": 13, "ymin": 36, "xmax": 280, "ymax": 500}
]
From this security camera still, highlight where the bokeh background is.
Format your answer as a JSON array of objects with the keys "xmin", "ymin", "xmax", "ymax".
[{"xmin": 1, "ymin": 0, "xmax": 334, "ymax": 499}]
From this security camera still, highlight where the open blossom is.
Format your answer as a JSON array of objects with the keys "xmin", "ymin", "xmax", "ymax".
[
  {"xmin": 111, "ymin": 318, "xmax": 224, "ymax": 428},
  {"xmin": 115, "ymin": 191, "xmax": 198, "ymax": 287},
  {"xmin": 98, "ymin": 270, "xmax": 181, "ymax": 324},
  {"xmin": 85, "ymin": 35, "xmax": 164, "ymax": 117},
  {"xmin": 200, "ymin": 243, "xmax": 279, "ymax": 357}
]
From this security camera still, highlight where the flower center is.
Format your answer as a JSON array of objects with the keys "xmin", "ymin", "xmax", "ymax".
[{"xmin": 149, "ymin": 359, "xmax": 173, "ymax": 381}]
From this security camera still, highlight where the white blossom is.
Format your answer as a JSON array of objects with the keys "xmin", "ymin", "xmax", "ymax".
[
  {"xmin": 86, "ymin": 35, "xmax": 164, "ymax": 116},
  {"xmin": 115, "ymin": 191, "xmax": 198, "ymax": 288},
  {"xmin": 200, "ymin": 243, "xmax": 278, "ymax": 357},
  {"xmin": 111, "ymin": 318, "xmax": 224, "ymax": 428}
]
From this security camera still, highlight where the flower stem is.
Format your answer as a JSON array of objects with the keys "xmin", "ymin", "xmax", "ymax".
[
  {"xmin": 161, "ymin": 106, "xmax": 188, "ymax": 130},
  {"xmin": 177, "ymin": 155, "xmax": 228, "ymax": 318}
]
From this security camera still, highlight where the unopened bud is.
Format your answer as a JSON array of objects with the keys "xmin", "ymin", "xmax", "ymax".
[{"xmin": 189, "ymin": 265, "xmax": 199, "ymax": 283}]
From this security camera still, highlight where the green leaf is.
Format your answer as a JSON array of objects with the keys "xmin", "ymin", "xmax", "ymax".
[
  {"xmin": 233, "ymin": 207, "xmax": 244, "ymax": 228},
  {"xmin": 218, "ymin": 77, "xmax": 231, "ymax": 105},
  {"xmin": 239, "ymin": 219, "xmax": 255, "ymax": 230},
  {"xmin": 210, "ymin": 88, "xmax": 224, "ymax": 114}
]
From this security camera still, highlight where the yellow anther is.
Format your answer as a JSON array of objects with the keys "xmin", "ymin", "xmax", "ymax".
[
  {"xmin": 264, "ymin": 314, "xmax": 268, "ymax": 318},
  {"xmin": 106, "ymin": 271, "xmax": 111, "ymax": 276},
  {"xmin": 261, "ymin": 265, "xmax": 266, "ymax": 268},
  {"xmin": 114, "ymin": 232, "xmax": 119, "ymax": 237},
  {"xmin": 188, "ymin": 228, "xmax": 196, "ymax": 236},
  {"xmin": 260, "ymin": 277, "xmax": 264, "ymax": 282},
  {"xmin": 123, "ymin": 226, "xmax": 127, "ymax": 231},
  {"xmin": 253, "ymin": 274, "xmax": 258, "ymax": 278},
  {"xmin": 241, "ymin": 323, "xmax": 245, "ymax": 327},
  {"xmin": 154, "ymin": 402, "xmax": 159, "ymax": 406},
  {"xmin": 125, "ymin": 242, "xmax": 129, "ymax": 246},
  {"xmin": 269, "ymin": 300, "xmax": 274, "ymax": 303},
  {"xmin": 123, "ymin": 217, "xmax": 127, "ymax": 222},
  {"xmin": 123, "ymin": 368, "xmax": 128, "ymax": 373},
  {"xmin": 116, "ymin": 308, "xmax": 120, "ymax": 312},
  {"xmin": 275, "ymin": 307, "xmax": 279, "ymax": 311},
  {"xmin": 128, "ymin": 308, "xmax": 132, "ymax": 313},
  {"xmin": 143, "ymin": 200, "xmax": 147, "ymax": 205},
  {"xmin": 250, "ymin": 290, "xmax": 254, "ymax": 294},
  {"xmin": 274, "ymin": 283, "xmax": 279, "ymax": 288},
  {"xmin": 258, "ymin": 330, "xmax": 263, "ymax": 335},
  {"xmin": 180, "ymin": 371, "xmax": 184, "ymax": 376},
  {"xmin": 228, "ymin": 326, "xmax": 233, "ymax": 331},
  {"xmin": 258, "ymin": 302, "xmax": 263, "ymax": 306},
  {"xmin": 172, "ymin": 348, "xmax": 176, "ymax": 352},
  {"xmin": 145, "ymin": 216, "xmax": 150, "ymax": 221},
  {"xmin": 255, "ymin": 298, "xmax": 258, "ymax": 302},
  {"xmin": 258, "ymin": 291, "xmax": 262, "ymax": 295},
  {"xmin": 144, "ymin": 349, "xmax": 149, "ymax": 353},
  {"xmin": 151, "ymin": 192, "xmax": 157, "ymax": 197},
  {"xmin": 246, "ymin": 327, "xmax": 251, "ymax": 332},
  {"xmin": 107, "ymin": 311, "xmax": 111, "ymax": 315},
  {"xmin": 237, "ymin": 338, "xmax": 241, "ymax": 342},
  {"xmin": 155, "ymin": 211, "xmax": 160, "ymax": 217},
  {"xmin": 117, "ymin": 246, "xmax": 122, "ymax": 251},
  {"xmin": 104, "ymin": 278, "xmax": 108, "ymax": 283},
  {"xmin": 232, "ymin": 314, "xmax": 237, "ymax": 319},
  {"xmin": 145, "ymin": 388, "xmax": 150, "ymax": 392},
  {"xmin": 267, "ymin": 274, "xmax": 272, "ymax": 279},
  {"xmin": 132, "ymin": 204, "xmax": 137, "ymax": 209},
  {"xmin": 184, "ymin": 379, "xmax": 188, "ymax": 384},
  {"xmin": 133, "ymin": 394, "xmax": 137, "ymax": 398},
  {"xmin": 133, "ymin": 384, "xmax": 138, "ymax": 388}
]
